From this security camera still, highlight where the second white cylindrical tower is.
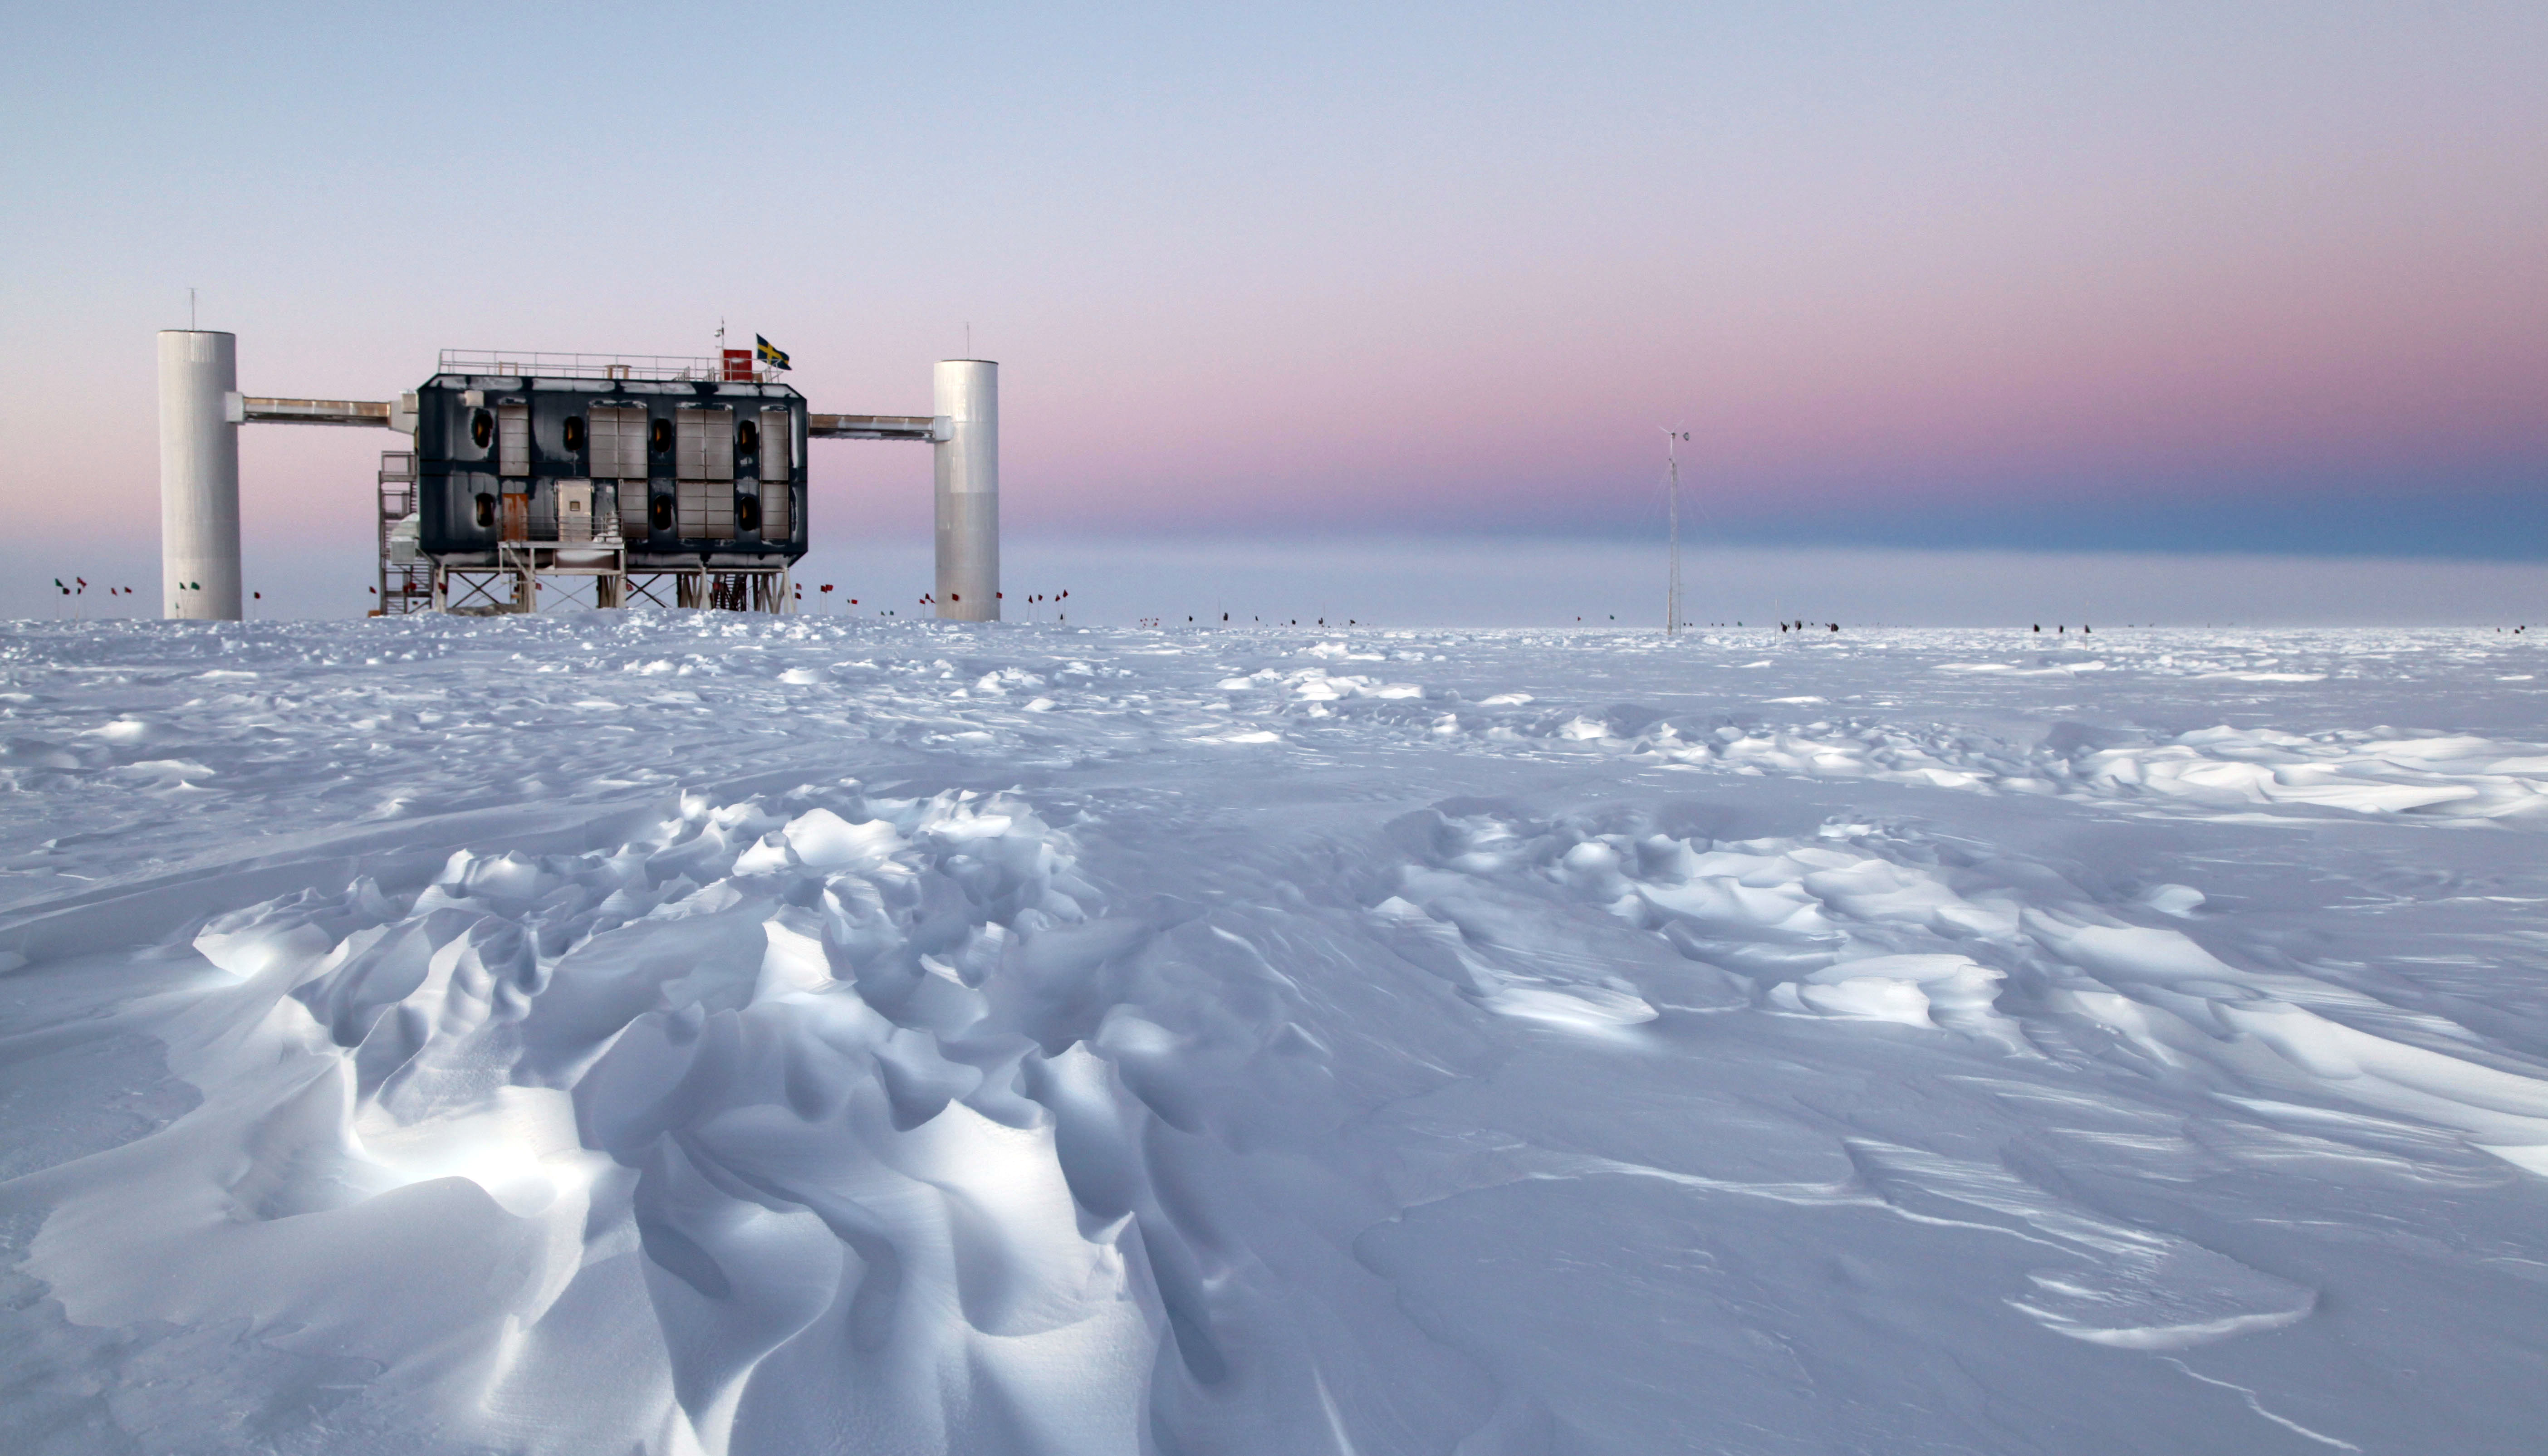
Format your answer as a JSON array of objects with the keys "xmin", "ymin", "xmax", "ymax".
[
  {"xmin": 932, "ymin": 359, "xmax": 999, "ymax": 622},
  {"xmin": 158, "ymin": 330, "xmax": 243, "ymax": 621}
]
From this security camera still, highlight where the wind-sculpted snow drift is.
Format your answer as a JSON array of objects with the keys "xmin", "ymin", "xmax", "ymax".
[
  {"xmin": 4, "ymin": 619, "xmax": 2548, "ymax": 1454},
  {"xmin": 20, "ymin": 787, "xmax": 1308, "ymax": 1453},
  {"xmin": 8, "ymin": 782, "xmax": 1516, "ymax": 1455}
]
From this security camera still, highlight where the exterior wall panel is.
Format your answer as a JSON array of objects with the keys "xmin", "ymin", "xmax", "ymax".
[
  {"xmin": 497, "ymin": 402, "xmax": 532, "ymax": 478},
  {"xmin": 676, "ymin": 405, "xmax": 734, "ymax": 483},
  {"xmin": 589, "ymin": 404, "xmax": 648, "ymax": 479},
  {"xmin": 678, "ymin": 479, "xmax": 735, "ymax": 541}
]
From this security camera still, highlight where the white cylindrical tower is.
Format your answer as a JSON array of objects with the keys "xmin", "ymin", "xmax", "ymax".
[
  {"xmin": 932, "ymin": 359, "xmax": 999, "ymax": 622},
  {"xmin": 158, "ymin": 330, "xmax": 243, "ymax": 621}
]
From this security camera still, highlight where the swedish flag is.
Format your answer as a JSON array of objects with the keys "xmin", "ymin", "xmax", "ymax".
[{"xmin": 755, "ymin": 335, "xmax": 791, "ymax": 371}]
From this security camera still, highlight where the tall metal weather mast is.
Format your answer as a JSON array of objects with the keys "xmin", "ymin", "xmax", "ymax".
[{"xmin": 1663, "ymin": 428, "xmax": 1688, "ymax": 635}]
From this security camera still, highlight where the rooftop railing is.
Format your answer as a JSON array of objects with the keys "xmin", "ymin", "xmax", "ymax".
[{"xmin": 435, "ymin": 349, "xmax": 770, "ymax": 383}]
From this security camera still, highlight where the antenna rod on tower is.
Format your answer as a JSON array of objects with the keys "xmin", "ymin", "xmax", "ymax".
[{"xmin": 1663, "ymin": 428, "xmax": 1685, "ymax": 637}]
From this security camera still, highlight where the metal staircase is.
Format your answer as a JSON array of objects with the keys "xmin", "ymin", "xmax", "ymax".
[{"xmin": 375, "ymin": 451, "xmax": 432, "ymax": 615}]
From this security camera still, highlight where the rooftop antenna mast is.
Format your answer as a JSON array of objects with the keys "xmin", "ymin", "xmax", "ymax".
[{"xmin": 1663, "ymin": 428, "xmax": 1688, "ymax": 636}]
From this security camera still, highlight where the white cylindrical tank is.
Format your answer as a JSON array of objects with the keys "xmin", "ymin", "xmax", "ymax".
[
  {"xmin": 932, "ymin": 359, "xmax": 999, "ymax": 622},
  {"xmin": 158, "ymin": 330, "xmax": 243, "ymax": 621}
]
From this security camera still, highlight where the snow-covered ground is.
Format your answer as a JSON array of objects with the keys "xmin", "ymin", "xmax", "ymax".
[{"xmin": 4, "ymin": 616, "xmax": 2546, "ymax": 1455}]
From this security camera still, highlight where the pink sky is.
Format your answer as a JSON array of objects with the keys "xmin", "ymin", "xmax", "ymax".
[{"xmin": 3, "ymin": 2, "xmax": 2539, "ymax": 566}]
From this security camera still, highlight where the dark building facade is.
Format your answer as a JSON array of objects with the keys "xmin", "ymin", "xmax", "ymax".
[{"xmin": 413, "ymin": 373, "xmax": 807, "ymax": 569}]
